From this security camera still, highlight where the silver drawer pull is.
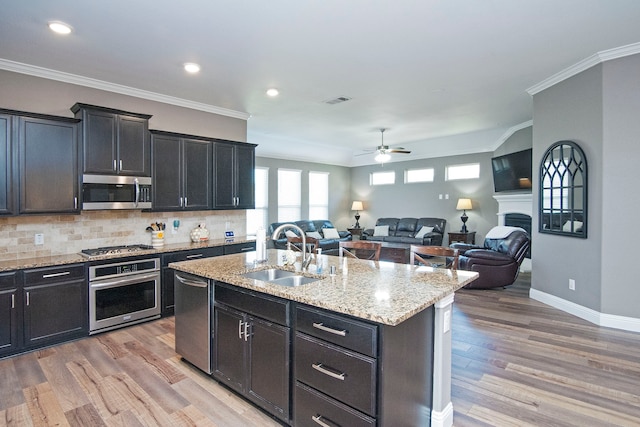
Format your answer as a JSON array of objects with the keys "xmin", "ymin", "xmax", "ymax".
[
  {"xmin": 42, "ymin": 271, "xmax": 71, "ymax": 279},
  {"xmin": 312, "ymin": 414, "xmax": 339, "ymax": 427},
  {"xmin": 186, "ymin": 254, "xmax": 204, "ymax": 259},
  {"xmin": 312, "ymin": 363, "xmax": 345, "ymax": 381},
  {"xmin": 312, "ymin": 322, "xmax": 347, "ymax": 336}
]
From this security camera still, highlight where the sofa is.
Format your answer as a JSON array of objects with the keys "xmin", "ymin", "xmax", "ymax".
[
  {"xmin": 361, "ymin": 217, "xmax": 446, "ymax": 246},
  {"xmin": 268, "ymin": 220, "xmax": 352, "ymax": 255},
  {"xmin": 451, "ymin": 226, "xmax": 530, "ymax": 289}
]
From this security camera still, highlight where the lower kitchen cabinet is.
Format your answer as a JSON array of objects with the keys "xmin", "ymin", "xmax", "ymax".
[
  {"xmin": 22, "ymin": 264, "xmax": 87, "ymax": 349},
  {"xmin": 213, "ymin": 284, "xmax": 291, "ymax": 423},
  {"xmin": 161, "ymin": 247, "xmax": 223, "ymax": 316},
  {"xmin": 224, "ymin": 241, "xmax": 256, "ymax": 255},
  {"xmin": 0, "ymin": 271, "xmax": 20, "ymax": 357}
]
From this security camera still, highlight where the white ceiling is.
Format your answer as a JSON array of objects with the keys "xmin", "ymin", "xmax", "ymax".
[{"xmin": 2, "ymin": 1, "xmax": 640, "ymax": 166}]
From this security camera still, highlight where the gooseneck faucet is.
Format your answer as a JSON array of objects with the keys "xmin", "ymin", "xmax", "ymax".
[{"xmin": 271, "ymin": 223, "xmax": 312, "ymax": 270}]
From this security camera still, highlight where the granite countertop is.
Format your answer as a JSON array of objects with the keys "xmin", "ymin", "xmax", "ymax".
[
  {"xmin": 0, "ymin": 237, "xmax": 255, "ymax": 272},
  {"xmin": 170, "ymin": 249, "xmax": 478, "ymax": 326}
]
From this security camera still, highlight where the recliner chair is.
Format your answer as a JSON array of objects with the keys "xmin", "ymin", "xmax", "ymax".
[{"xmin": 451, "ymin": 226, "xmax": 530, "ymax": 289}]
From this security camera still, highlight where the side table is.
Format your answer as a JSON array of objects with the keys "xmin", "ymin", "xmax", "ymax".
[
  {"xmin": 448, "ymin": 231, "xmax": 476, "ymax": 245},
  {"xmin": 347, "ymin": 227, "xmax": 364, "ymax": 240}
]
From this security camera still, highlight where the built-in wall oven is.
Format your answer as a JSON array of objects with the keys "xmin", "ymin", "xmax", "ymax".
[{"xmin": 87, "ymin": 255, "xmax": 161, "ymax": 334}]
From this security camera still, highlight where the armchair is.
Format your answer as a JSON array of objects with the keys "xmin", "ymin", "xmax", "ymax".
[{"xmin": 451, "ymin": 226, "xmax": 530, "ymax": 289}]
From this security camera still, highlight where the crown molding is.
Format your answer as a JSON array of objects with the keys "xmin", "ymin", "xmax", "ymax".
[
  {"xmin": 0, "ymin": 58, "xmax": 250, "ymax": 120},
  {"xmin": 526, "ymin": 42, "xmax": 640, "ymax": 96}
]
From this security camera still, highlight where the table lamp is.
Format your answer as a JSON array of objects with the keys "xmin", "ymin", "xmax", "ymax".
[
  {"xmin": 456, "ymin": 198, "xmax": 472, "ymax": 233},
  {"xmin": 351, "ymin": 201, "xmax": 364, "ymax": 228}
]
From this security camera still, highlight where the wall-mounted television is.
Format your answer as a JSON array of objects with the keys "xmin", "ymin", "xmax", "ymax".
[{"xmin": 491, "ymin": 148, "xmax": 532, "ymax": 192}]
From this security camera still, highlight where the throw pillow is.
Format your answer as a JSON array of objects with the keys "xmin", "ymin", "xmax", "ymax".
[
  {"xmin": 373, "ymin": 225, "xmax": 389, "ymax": 237},
  {"xmin": 415, "ymin": 226, "xmax": 434, "ymax": 238},
  {"xmin": 306, "ymin": 231, "xmax": 322, "ymax": 239},
  {"xmin": 285, "ymin": 230, "xmax": 297, "ymax": 238},
  {"xmin": 322, "ymin": 228, "xmax": 340, "ymax": 239}
]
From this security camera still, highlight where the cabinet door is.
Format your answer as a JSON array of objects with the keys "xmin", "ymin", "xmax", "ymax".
[
  {"xmin": 213, "ymin": 142, "xmax": 236, "ymax": 208},
  {"xmin": 18, "ymin": 117, "xmax": 79, "ymax": 213},
  {"xmin": 23, "ymin": 280, "xmax": 87, "ymax": 348},
  {"xmin": 183, "ymin": 138, "xmax": 212, "ymax": 210},
  {"xmin": 248, "ymin": 316, "xmax": 290, "ymax": 422},
  {"xmin": 0, "ymin": 114, "xmax": 15, "ymax": 215},
  {"xmin": 234, "ymin": 144, "xmax": 255, "ymax": 209},
  {"xmin": 213, "ymin": 303, "xmax": 246, "ymax": 393},
  {"xmin": 0, "ymin": 272, "xmax": 20, "ymax": 356},
  {"xmin": 118, "ymin": 115, "xmax": 150, "ymax": 176},
  {"xmin": 83, "ymin": 110, "xmax": 117, "ymax": 174},
  {"xmin": 152, "ymin": 134, "xmax": 182, "ymax": 210}
]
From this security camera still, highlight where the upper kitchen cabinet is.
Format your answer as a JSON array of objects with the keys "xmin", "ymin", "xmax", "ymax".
[
  {"xmin": 151, "ymin": 131, "xmax": 212, "ymax": 211},
  {"xmin": 17, "ymin": 114, "xmax": 81, "ymax": 214},
  {"xmin": 72, "ymin": 103, "xmax": 152, "ymax": 177},
  {"xmin": 0, "ymin": 114, "xmax": 16, "ymax": 215},
  {"xmin": 213, "ymin": 140, "xmax": 256, "ymax": 209}
]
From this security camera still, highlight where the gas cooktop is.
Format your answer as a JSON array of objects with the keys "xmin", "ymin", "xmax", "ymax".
[{"xmin": 80, "ymin": 244, "xmax": 154, "ymax": 257}]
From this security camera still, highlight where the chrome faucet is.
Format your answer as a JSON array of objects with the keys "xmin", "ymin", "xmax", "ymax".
[{"xmin": 271, "ymin": 223, "xmax": 312, "ymax": 270}]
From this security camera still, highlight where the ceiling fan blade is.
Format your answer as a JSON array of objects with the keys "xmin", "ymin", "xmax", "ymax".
[{"xmin": 387, "ymin": 149, "xmax": 411, "ymax": 154}]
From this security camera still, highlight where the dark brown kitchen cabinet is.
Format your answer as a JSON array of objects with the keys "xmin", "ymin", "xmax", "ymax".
[
  {"xmin": 223, "ymin": 241, "xmax": 256, "ymax": 255},
  {"xmin": 151, "ymin": 131, "xmax": 212, "ymax": 211},
  {"xmin": 18, "ymin": 115, "xmax": 80, "ymax": 214},
  {"xmin": 161, "ymin": 246, "xmax": 223, "ymax": 316},
  {"xmin": 213, "ymin": 140, "xmax": 256, "ymax": 209},
  {"xmin": 72, "ymin": 103, "xmax": 151, "ymax": 177},
  {"xmin": 23, "ymin": 264, "xmax": 87, "ymax": 349},
  {"xmin": 213, "ymin": 284, "xmax": 290, "ymax": 423},
  {"xmin": 0, "ymin": 271, "xmax": 21, "ymax": 357},
  {"xmin": 0, "ymin": 114, "xmax": 16, "ymax": 215}
]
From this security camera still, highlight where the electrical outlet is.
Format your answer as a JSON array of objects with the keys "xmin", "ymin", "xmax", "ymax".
[
  {"xmin": 34, "ymin": 233, "xmax": 44, "ymax": 245},
  {"xmin": 569, "ymin": 279, "xmax": 576, "ymax": 290}
]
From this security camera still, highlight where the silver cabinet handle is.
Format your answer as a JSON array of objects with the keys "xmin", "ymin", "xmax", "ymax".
[
  {"xmin": 238, "ymin": 320, "xmax": 244, "ymax": 339},
  {"xmin": 312, "ymin": 363, "xmax": 345, "ymax": 381},
  {"xmin": 241, "ymin": 247, "xmax": 254, "ymax": 252},
  {"xmin": 11, "ymin": 293, "xmax": 15, "ymax": 309},
  {"xmin": 113, "ymin": 159, "xmax": 117, "ymax": 171},
  {"xmin": 312, "ymin": 322, "xmax": 347, "ymax": 336},
  {"xmin": 74, "ymin": 197, "xmax": 78, "ymax": 210},
  {"xmin": 184, "ymin": 197, "xmax": 188, "ymax": 208},
  {"xmin": 43, "ymin": 271, "xmax": 71, "ymax": 279},
  {"xmin": 312, "ymin": 415, "xmax": 338, "ymax": 427},
  {"xmin": 26, "ymin": 291, "xmax": 30, "ymax": 306},
  {"xmin": 119, "ymin": 159, "xmax": 123, "ymax": 170},
  {"xmin": 186, "ymin": 254, "xmax": 204, "ymax": 259},
  {"xmin": 244, "ymin": 321, "xmax": 250, "ymax": 341}
]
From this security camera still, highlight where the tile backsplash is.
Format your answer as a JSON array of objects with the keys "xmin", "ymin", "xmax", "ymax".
[{"xmin": 0, "ymin": 210, "xmax": 246, "ymax": 261}]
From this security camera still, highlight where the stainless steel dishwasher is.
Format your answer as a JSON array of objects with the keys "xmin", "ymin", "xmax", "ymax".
[{"xmin": 174, "ymin": 271, "xmax": 213, "ymax": 374}]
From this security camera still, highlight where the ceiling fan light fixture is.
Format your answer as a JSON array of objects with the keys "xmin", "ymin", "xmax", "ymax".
[{"xmin": 375, "ymin": 152, "xmax": 391, "ymax": 163}]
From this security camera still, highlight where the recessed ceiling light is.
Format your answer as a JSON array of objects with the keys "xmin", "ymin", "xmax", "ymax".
[
  {"xmin": 266, "ymin": 88, "xmax": 279, "ymax": 97},
  {"xmin": 48, "ymin": 21, "xmax": 73, "ymax": 35},
  {"xmin": 184, "ymin": 63, "xmax": 201, "ymax": 73}
]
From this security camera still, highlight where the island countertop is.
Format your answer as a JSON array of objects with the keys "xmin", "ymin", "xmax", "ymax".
[{"xmin": 170, "ymin": 249, "xmax": 478, "ymax": 326}]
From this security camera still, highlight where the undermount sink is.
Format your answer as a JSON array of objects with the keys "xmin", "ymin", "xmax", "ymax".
[{"xmin": 241, "ymin": 268, "xmax": 320, "ymax": 287}]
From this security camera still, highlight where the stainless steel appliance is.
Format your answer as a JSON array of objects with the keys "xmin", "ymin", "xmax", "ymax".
[
  {"xmin": 174, "ymin": 271, "xmax": 212, "ymax": 373},
  {"xmin": 82, "ymin": 174, "xmax": 152, "ymax": 210},
  {"xmin": 88, "ymin": 254, "xmax": 161, "ymax": 334}
]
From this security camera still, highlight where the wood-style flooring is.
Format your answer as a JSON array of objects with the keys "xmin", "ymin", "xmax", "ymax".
[{"xmin": 1, "ymin": 273, "xmax": 639, "ymax": 426}]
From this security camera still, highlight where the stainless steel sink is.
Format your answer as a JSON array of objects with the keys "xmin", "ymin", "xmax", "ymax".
[{"xmin": 241, "ymin": 268, "xmax": 320, "ymax": 287}]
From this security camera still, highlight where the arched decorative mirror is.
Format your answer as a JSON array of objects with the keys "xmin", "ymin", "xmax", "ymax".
[{"xmin": 539, "ymin": 140, "xmax": 587, "ymax": 238}]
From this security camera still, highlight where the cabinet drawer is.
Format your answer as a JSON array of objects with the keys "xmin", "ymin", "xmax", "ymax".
[
  {"xmin": 0, "ymin": 271, "xmax": 18, "ymax": 289},
  {"xmin": 295, "ymin": 382, "xmax": 376, "ymax": 427},
  {"xmin": 224, "ymin": 241, "xmax": 256, "ymax": 255},
  {"xmin": 295, "ymin": 333, "xmax": 376, "ymax": 416},
  {"xmin": 215, "ymin": 283, "xmax": 289, "ymax": 326},
  {"xmin": 162, "ymin": 247, "xmax": 223, "ymax": 265},
  {"xmin": 23, "ymin": 264, "xmax": 85, "ymax": 284},
  {"xmin": 296, "ymin": 305, "xmax": 377, "ymax": 357}
]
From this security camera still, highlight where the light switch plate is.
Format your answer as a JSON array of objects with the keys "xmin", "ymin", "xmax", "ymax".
[{"xmin": 35, "ymin": 233, "xmax": 44, "ymax": 245}]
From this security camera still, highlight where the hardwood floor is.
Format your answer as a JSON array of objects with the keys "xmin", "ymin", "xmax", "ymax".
[{"xmin": 1, "ymin": 273, "xmax": 639, "ymax": 426}]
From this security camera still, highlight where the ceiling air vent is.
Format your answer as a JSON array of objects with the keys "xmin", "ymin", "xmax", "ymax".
[{"xmin": 323, "ymin": 96, "xmax": 352, "ymax": 105}]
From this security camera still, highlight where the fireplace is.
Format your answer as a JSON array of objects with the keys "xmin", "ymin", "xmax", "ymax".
[
  {"xmin": 504, "ymin": 213, "xmax": 531, "ymax": 259},
  {"xmin": 493, "ymin": 193, "xmax": 532, "ymax": 271}
]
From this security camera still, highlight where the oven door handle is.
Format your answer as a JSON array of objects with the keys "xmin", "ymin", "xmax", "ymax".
[
  {"xmin": 175, "ymin": 274, "xmax": 208, "ymax": 288},
  {"xmin": 90, "ymin": 272, "xmax": 159, "ymax": 290}
]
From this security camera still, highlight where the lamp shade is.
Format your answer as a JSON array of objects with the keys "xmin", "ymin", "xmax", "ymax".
[
  {"xmin": 351, "ymin": 201, "xmax": 364, "ymax": 211},
  {"xmin": 456, "ymin": 198, "xmax": 472, "ymax": 210}
]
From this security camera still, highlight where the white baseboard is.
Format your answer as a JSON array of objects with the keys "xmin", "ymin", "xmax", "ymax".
[
  {"xmin": 529, "ymin": 289, "xmax": 640, "ymax": 333},
  {"xmin": 432, "ymin": 402, "xmax": 454, "ymax": 427}
]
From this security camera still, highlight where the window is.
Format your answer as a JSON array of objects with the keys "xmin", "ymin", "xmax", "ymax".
[
  {"xmin": 445, "ymin": 163, "xmax": 480, "ymax": 181},
  {"xmin": 370, "ymin": 171, "xmax": 395, "ymax": 186},
  {"xmin": 405, "ymin": 168, "xmax": 434, "ymax": 183},
  {"xmin": 246, "ymin": 167, "xmax": 268, "ymax": 235},
  {"xmin": 278, "ymin": 169, "xmax": 301, "ymax": 222},
  {"xmin": 309, "ymin": 171, "xmax": 329, "ymax": 220}
]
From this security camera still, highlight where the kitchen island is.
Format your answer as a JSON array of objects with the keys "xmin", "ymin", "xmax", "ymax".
[{"xmin": 170, "ymin": 249, "xmax": 478, "ymax": 427}]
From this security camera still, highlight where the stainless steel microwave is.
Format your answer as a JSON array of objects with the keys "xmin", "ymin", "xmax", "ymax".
[{"xmin": 82, "ymin": 175, "xmax": 152, "ymax": 210}]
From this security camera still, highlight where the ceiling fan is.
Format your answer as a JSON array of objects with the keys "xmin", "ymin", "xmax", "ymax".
[{"xmin": 360, "ymin": 128, "xmax": 411, "ymax": 163}]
